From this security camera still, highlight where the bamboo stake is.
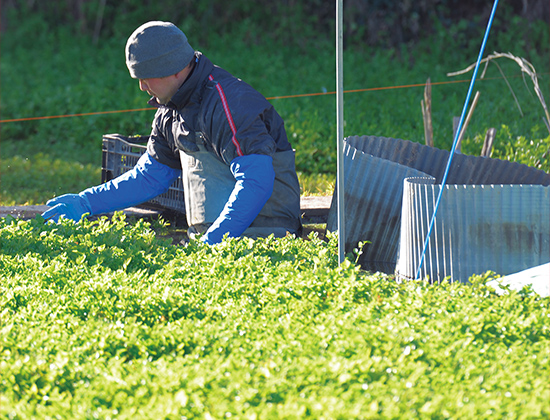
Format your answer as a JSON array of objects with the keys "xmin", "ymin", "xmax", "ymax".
[{"xmin": 454, "ymin": 91, "xmax": 481, "ymax": 153}]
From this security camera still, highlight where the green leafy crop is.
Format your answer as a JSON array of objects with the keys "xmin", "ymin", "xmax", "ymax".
[{"xmin": 1, "ymin": 215, "xmax": 548, "ymax": 419}]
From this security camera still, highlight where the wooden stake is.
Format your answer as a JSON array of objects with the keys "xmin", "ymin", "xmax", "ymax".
[
  {"xmin": 481, "ymin": 127, "xmax": 496, "ymax": 157},
  {"xmin": 421, "ymin": 78, "xmax": 434, "ymax": 147},
  {"xmin": 452, "ymin": 117, "xmax": 461, "ymax": 153}
]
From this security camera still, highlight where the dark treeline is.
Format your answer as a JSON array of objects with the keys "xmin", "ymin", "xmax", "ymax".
[{"xmin": 1, "ymin": 0, "xmax": 548, "ymax": 48}]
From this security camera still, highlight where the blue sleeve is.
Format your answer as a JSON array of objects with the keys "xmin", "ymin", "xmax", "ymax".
[
  {"xmin": 83, "ymin": 152, "xmax": 181, "ymax": 215},
  {"xmin": 202, "ymin": 154, "xmax": 275, "ymax": 244}
]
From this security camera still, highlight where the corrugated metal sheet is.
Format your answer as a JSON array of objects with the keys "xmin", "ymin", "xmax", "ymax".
[
  {"xmin": 396, "ymin": 179, "xmax": 550, "ymax": 283},
  {"xmin": 346, "ymin": 135, "xmax": 550, "ymax": 186},
  {"xmin": 328, "ymin": 136, "xmax": 550, "ymax": 274},
  {"xmin": 326, "ymin": 143, "xmax": 434, "ymax": 272}
]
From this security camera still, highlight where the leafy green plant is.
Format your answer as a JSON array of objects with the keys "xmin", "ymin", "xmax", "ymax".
[
  {"xmin": 463, "ymin": 125, "xmax": 550, "ymax": 172},
  {"xmin": 1, "ymin": 215, "xmax": 549, "ymax": 418}
]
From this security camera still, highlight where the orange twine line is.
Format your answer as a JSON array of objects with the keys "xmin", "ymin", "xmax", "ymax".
[
  {"xmin": 0, "ymin": 73, "xmax": 538, "ymax": 124},
  {"xmin": 268, "ymin": 78, "xmax": 472, "ymax": 100}
]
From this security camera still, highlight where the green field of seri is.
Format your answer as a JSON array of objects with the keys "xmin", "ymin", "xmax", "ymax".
[
  {"xmin": 1, "ymin": 11, "xmax": 549, "ymax": 204},
  {"xmin": 1, "ymin": 7, "xmax": 549, "ymax": 419},
  {"xmin": 1, "ymin": 215, "xmax": 549, "ymax": 418}
]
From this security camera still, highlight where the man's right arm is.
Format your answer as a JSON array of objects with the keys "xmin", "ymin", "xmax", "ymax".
[{"xmin": 42, "ymin": 152, "xmax": 181, "ymax": 222}]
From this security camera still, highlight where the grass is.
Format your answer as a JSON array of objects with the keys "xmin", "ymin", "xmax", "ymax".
[
  {"xmin": 1, "ymin": 214, "xmax": 548, "ymax": 418},
  {"xmin": 0, "ymin": 14, "xmax": 549, "ymax": 205}
]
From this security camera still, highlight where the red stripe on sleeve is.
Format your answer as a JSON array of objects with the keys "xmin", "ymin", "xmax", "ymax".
[{"xmin": 209, "ymin": 74, "xmax": 243, "ymax": 157}]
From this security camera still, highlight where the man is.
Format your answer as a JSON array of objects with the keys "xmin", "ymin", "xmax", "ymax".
[{"xmin": 42, "ymin": 21, "xmax": 302, "ymax": 244}]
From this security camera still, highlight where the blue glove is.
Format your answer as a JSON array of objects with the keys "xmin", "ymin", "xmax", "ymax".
[
  {"xmin": 202, "ymin": 154, "xmax": 275, "ymax": 245},
  {"xmin": 42, "ymin": 152, "xmax": 181, "ymax": 223},
  {"xmin": 42, "ymin": 193, "xmax": 92, "ymax": 222}
]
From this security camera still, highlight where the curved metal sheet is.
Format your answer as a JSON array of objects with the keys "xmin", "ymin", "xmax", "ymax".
[
  {"xmin": 328, "ymin": 136, "xmax": 550, "ymax": 274},
  {"xmin": 346, "ymin": 135, "xmax": 550, "ymax": 186},
  {"xmin": 327, "ymin": 143, "xmax": 434, "ymax": 272},
  {"xmin": 396, "ymin": 179, "xmax": 550, "ymax": 283}
]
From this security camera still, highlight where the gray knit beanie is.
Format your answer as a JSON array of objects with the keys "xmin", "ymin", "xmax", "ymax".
[{"xmin": 125, "ymin": 21, "xmax": 195, "ymax": 79}]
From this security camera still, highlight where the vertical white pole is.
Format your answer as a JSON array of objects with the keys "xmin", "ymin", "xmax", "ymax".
[{"xmin": 336, "ymin": 0, "xmax": 345, "ymax": 264}]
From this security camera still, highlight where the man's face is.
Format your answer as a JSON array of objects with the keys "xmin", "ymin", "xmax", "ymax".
[{"xmin": 139, "ymin": 75, "xmax": 179, "ymax": 104}]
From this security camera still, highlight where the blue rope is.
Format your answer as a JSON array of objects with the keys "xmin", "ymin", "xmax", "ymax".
[{"xmin": 415, "ymin": 0, "xmax": 500, "ymax": 280}]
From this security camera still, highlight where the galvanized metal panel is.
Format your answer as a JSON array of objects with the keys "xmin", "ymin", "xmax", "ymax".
[
  {"xmin": 347, "ymin": 135, "xmax": 550, "ymax": 186},
  {"xmin": 327, "ymin": 143, "xmax": 434, "ymax": 272},
  {"xmin": 396, "ymin": 179, "xmax": 550, "ymax": 283},
  {"xmin": 328, "ymin": 136, "xmax": 549, "ymax": 274}
]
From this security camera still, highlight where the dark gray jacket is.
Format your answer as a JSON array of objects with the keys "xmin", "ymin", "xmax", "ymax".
[
  {"xmin": 147, "ymin": 52, "xmax": 293, "ymax": 168},
  {"xmin": 146, "ymin": 52, "xmax": 302, "ymax": 232}
]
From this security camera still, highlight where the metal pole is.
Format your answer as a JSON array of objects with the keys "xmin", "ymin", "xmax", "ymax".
[{"xmin": 336, "ymin": 0, "xmax": 345, "ymax": 265}]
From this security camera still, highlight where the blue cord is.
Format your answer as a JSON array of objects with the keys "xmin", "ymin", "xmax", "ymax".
[{"xmin": 415, "ymin": 0, "xmax": 500, "ymax": 281}]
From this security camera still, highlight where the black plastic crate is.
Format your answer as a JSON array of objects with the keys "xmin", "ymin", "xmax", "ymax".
[{"xmin": 101, "ymin": 134, "xmax": 185, "ymax": 214}]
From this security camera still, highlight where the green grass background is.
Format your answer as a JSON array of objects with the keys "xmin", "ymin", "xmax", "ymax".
[{"xmin": 1, "ymin": 8, "xmax": 549, "ymax": 204}]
